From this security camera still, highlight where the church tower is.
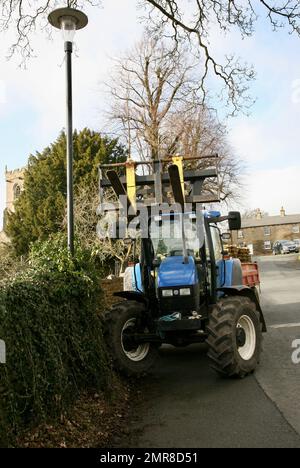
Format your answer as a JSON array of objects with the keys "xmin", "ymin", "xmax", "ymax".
[
  {"xmin": 5, "ymin": 166, "xmax": 25, "ymax": 213},
  {"xmin": 0, "ymin": 167, "xmax": 25, "ymax": 243}
]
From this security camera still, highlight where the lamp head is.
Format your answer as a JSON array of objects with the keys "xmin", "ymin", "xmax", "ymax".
[{"xmin": 48, "ymin": 7, "xmax": 88, "ymax": 42}]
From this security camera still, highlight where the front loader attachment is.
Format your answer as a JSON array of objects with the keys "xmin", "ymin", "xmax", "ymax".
[
  {"xmin": 106, "ymin": 169, "xmax": 136, "ymax": 221},
  {"xmin": 98, "ymin": 154, "xmax": 220, "ymax": 218},
  {"xmin": 168, "ymin": 164, "xmax": 185, "ymax": 208}
]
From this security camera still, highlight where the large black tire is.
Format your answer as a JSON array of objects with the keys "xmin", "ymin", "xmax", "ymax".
[
  {"xmin": 102, "ymin": 301, "xmax": 158, "ymax": 376},
  {"xmin": 206, "ymin": 296, "xmax": 262, "ymax": 379}
]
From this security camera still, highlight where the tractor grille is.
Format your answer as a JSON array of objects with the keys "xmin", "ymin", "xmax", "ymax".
[{"xmin": 158, "ymin": 285, "xmax": 198, "ymax": 315}]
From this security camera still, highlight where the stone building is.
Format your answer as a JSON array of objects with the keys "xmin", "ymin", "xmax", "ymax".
[
  {"xmin": 0, "ymin": 167, "xmax": 25, "ymax": 243},
  {"xmin": 231, "ymin": 208, "xmax": 300, "ymax": 255},
  {"xmin": 5, "ymin": 167, "xmax": 25, "ymax": 213}
]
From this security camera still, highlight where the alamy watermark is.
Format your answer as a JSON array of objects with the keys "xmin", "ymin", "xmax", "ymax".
[
  {"xmin": 0, "ymin": 339, "xmax": 6, "ymax": 364},
  {"xmin": 96, "ymin": 197, "xmax": 205, "ymax": 244},
  {"xmin": 292, "ymin": 339, "xmax": 300, "ymax": 364}
]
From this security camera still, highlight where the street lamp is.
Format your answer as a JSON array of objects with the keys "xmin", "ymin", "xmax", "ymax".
[{"xmin": 48, "ymin": 7, "xmax": 88, "ymax": 255}]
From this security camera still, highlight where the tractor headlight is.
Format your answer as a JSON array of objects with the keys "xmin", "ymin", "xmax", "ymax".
[
  {"xmin": 162, "ymin": 289, "xmax": 173, "ymax": 297},
  {"xmin": 180, "ymin": 288, "xmax": 191, "ymax": 296},
  {"xmin": 162, "ymin": 288, "xmax": 191, "ymax": 297}
]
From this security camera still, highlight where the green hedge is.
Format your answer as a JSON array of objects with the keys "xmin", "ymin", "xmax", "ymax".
[{"xmin": 0, "ymin": 236, "xmax": 111, "ymax": 443}]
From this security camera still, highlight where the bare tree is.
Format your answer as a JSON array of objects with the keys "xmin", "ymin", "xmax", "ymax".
[
  {"xmin": 107, "ymin": 35, "xmax": 244, "ymax": 202},
  {"xmin": 74, "ymin": 184, "xmax": 134, "ymax": 273},
  {"xmin": 107, "ymin": 37, "xmax": 199, "ymax": 160},
  {"xmin": 141, "ymin": 0, "xmax": 300, "ymax": 113},
  {"xmin": 170, "ymin": 112, "xmax": 244, "ymax": 203},
  {"xmin": 2, "ymin": 1, "xmax": 300, "ymax": 111},
  {"xmin": 243, "ymin": 208, "xmax": 269, "ymax": 219},
  {"xmin": 0, "ymin": 1, "xmax": 98, "ymax": 63}
]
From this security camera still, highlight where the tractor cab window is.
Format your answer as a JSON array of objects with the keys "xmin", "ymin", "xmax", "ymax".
[
  {"xmin": 210, "ymin": 225, "xmax": 223, "ymax": 262},
  {"xmin": 150, "ymin": 214, "xmax": 204, "ymax": 260}
]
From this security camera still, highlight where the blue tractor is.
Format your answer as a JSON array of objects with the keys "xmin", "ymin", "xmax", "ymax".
[{"xmin": 99, "ymin": 156, "xmax": 266, "ymax": 378}]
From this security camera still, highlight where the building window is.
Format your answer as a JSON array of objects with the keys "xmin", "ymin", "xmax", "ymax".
[
  {"xmin": 13, "ymin": 184, "xmax": 21, "ymax": 200},
  {"xmin": 264, "ymin": 241, "xmax": 272, "ymax": 250},
  {"xmin": 263, "ymin": 226, "xmax": 271, "ymax": 236},
  {"xmin": 238, "ymin": 230, "xmax": 244, "ymax": 239},
  {"xmin": 292, "ymin": 225, "xmax": 300, "ymax": 234}
]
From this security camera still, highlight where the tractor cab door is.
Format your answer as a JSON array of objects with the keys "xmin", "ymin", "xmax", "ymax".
[{"xmin": 205, "ymin": 223, "xmax": 224, "ymax": 301}]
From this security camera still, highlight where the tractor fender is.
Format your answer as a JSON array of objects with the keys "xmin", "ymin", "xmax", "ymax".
[
  {"xmin": 113, "ymin": 291, "xmax": 149, "ymax": 305},
  {"xmin": 217, "ymin": 286, "xmax": 267, "ymax": 332}
]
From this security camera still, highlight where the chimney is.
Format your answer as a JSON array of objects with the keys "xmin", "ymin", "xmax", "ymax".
[
  {"xmin": 280, "ymin": 206, "xmax": 286, "ymax": 217},
  {"xmin": 256, "ymin": 208, "xmax": 263, "ymax": 220}
]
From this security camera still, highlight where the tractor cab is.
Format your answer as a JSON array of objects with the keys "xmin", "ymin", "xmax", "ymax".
[{"xmin": 150, "ymin": 211, "xmax": 203, "ymax": 317}]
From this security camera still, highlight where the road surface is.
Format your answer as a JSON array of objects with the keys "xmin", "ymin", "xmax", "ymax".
[{"xmin": 126, "ymin": 254, "xmax": 300, "ymax": 448}]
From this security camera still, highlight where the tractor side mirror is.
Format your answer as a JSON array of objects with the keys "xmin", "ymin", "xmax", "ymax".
[{"xmin": 228, "ymin": 211, "xmax": 241, "ymax": 231}]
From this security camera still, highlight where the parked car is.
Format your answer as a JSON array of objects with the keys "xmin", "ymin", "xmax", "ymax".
[
  {"xmin": 294, "ymin": 239, "xmax": 300, "ymax": 248},
  {"xmin": 273, "ymin": 240, "xmax": 299, "ymax": 255}
]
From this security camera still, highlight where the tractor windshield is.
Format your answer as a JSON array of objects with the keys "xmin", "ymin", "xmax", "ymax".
[{"xmin": 150, "ymin": 214, "xmax": 204, "ymax": 259}]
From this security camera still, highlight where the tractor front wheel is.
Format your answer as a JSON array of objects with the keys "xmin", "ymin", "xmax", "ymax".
[
  {"xmin": 102, "ymin": 301, "xmax": 158, "ymax": 376},
  {"xmin": 206, "ymin": 296, "xmax": 262, "ymax": 378}
]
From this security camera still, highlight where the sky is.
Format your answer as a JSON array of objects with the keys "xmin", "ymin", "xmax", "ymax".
[{"xmin": 0, "ymin": 1, "xmax": 300, "ymax": 229}]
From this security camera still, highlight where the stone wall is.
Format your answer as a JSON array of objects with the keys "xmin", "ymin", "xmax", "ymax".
[{"xmin": 100, "ymin": 277, "xmax": 124, "ymax": 308}]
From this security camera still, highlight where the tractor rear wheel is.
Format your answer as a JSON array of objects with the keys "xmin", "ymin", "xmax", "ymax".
[
  {"xmin": 206, "ymin": 296, "xmax": 262, "ymax": 378},
  {"xmin": 102, "ymin": 301, "xmax": 158, "ymax": 376}
]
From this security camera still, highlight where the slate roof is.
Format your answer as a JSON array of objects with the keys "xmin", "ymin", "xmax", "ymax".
[{"xmin": 242, "ymin": 214, "xmax": 300, "ymax": 229}]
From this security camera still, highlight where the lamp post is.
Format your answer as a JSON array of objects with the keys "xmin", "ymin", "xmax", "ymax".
[{"xmin": 48, "ymin": 7, "xmax": 88, "ymax": 255}]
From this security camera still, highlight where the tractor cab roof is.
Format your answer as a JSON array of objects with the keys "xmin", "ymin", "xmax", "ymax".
[{"xmin": 204, "ymin": 210, "xmax": 221, "ymax": 219}]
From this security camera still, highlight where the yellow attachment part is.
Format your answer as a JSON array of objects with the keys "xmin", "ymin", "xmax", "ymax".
[
  {"xmin": 172, "ymin": 155, "xmax": 185, "ymax": 201},
  {"xmin": 126, "ymin": 159, "xmax": 136, "ymax": 209}
]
